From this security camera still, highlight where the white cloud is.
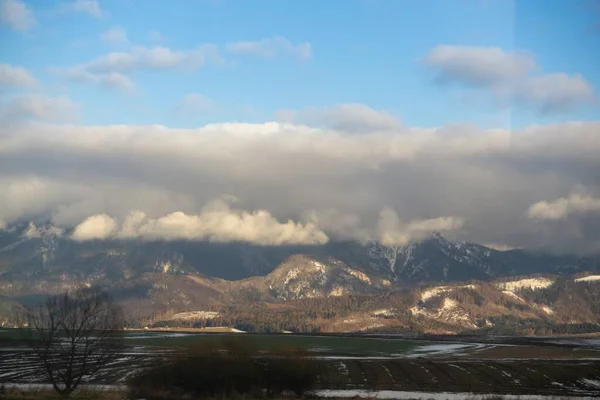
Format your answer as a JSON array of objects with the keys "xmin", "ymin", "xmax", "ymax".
[
  {"xmin": 0, "ymin": 0, "xmax": 35, "ymax": 31},
  {"xmin": 173, "ymin": 93, "xmax": 215, "ymax": 115},
  {"xmin": 424, "ymin": 45, "xmax": 597, "ymax": 113},
  {"xmin": 83, "ymin": 45, "xmax": 214, "ymax": 73},
  {"xmin": 277, "ymin": 103, "xmax": 402, "ymax": 133},
  {"xmin": 101, "ymin": 26, "xmax": 129, "ymax": 45},
  {"xmin": 0, "ymin": 115, "xmax": 599, "ymax": 252},
  {"xmin": 65, "ymin": 44, "xmax": 220, "ymax": 90},
  {"xmin": 528, "ymin": 194, "xmax": 600, "ymax": 221},
  {"xmin": 61, "ymin": 0, "xmax": 104, "ymax": 18},
  {"xmin": 378, "ymin": 207, "xmax": 464, "ymax": 246},
  {"xmin": 0, "ymin": 94, "xmax": 80, "ymax": 122},
  {"xmin": 0, "ymin": 63, "xmax": 36, "ymax": 89},
  {"xmin": 521, "ymin": 73, "xmax": 596, "ymax": 114},
  {"xmin": 425, "ymin": 45, "xmax": 536, "ymax": 86},
  {"xmin": 227, "ymin": 36, "xmax": 312, "ymax": 60},
  {"xmin": 72, "ymin": 199, "xmax": 329, "ymax": 245},
  {"xmin": 66, "ymin": 70, "xmax": 134, "ymax": 91},
  {"xmin": 72, "ymin": 214, "xmax": 118, "ymax": 240}
]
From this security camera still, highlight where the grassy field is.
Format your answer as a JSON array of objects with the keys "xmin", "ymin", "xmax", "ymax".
[
  {"xmin": 2, "ymin": 328, "xmax": 600, "ymax": 397},
  {"xmin": 0, "ymin": 328, "xmax": 430, "ymax": 356},
  {"xmin": 121, "ymin": 332, "xmax": 430, "ymax": 355}
]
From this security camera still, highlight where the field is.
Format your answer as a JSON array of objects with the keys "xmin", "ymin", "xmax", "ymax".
[{"xmin": 2, "ymin": 329, "xmax": 600, "ymax": 398}]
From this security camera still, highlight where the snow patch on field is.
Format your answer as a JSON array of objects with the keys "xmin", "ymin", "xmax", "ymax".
[
  {"xmin": 575, "ymin": 275, "xmax": 600, "ymax": 283},
  {"xmin": 496, "ymin": 278, "xmax": 553, "ymax": 292},
  {"xmin": 406, "ymin": 343, "xmax": 476, "ymax": 358},
  {"xmin": 580, "ymin": 378, "xmax": 600, "ymax": 388},
  {"xmin": 313, "ymin": 389, "xmax": 599, "ymax": 399}
]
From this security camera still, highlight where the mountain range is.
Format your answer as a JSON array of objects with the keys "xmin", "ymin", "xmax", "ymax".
[{"xmin": 1, "ymin": 221, "xmax": 600, "ymax": 333}]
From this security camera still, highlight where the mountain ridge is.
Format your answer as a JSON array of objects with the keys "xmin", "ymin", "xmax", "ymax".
[{"xmin": 2, "ymin": 220, "xmax": 600, "ymax": 333}]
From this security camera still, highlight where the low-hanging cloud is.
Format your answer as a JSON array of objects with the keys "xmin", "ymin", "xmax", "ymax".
[
  {"xmin": 70, "ymin": 198, "xmax": 329, "ymax": 245},
  {"xmin": 378, "ymin": 207, "xmax": 464, "ymax": 247},
  {"xmin": 0, "ymin": 105, "xmax": 599, "ymax": 252},
  {"xmin": 528, "ymin": 194, "xmax": 600, "ymax": 221}
]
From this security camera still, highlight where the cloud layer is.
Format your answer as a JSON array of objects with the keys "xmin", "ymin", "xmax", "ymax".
[{"xmin": 1, "ymin": 109, "xmax": 599, "ymax": 251}]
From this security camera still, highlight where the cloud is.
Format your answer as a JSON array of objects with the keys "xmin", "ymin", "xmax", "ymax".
[
  {"xmin": 378, "ymin": 207, "xmax": 464, "ymax": 246},
  {"xmin": 101, "ymin": 26, "xmax": 129, "ymax": 45},
  {"xmin": 277, "ymin": 104, "xmax": 402, "ymax": 133},
  {"xmin": 0, "ymin": 63, "xmax": 36, "ymax": 89},
  {"xmin": 0, "ymin": 0, "xmax": 35, "ymax": 31},
  {"xmin": 65, "ymin": 70, "xmax": 134, "ymax": 91},
  {"xmin": 227, "ymin": 36, "xmax": 312, "ymax": 60},
  {"xmin": 424, "ymin": 45, "xmax": 597, "ymax": 113},
  {"xmin": 60, "ymin": 0, "xmax": 104, "ymax": 18},
  {"xmin": 72, "ymin": 214, "xmax": 118, "ymax": 240},
  {"xmin": 71, "ymin": 198, "xmax": 329, "ymax": 245},
  {"xmin": 64, "ymin": 44, "xmax": 220, "ymax": 90},
  {"xmin": 0, "ymin": 94, "xmax": 80, "ymax": 122},
  {"xmin": 173, "ymin": 93, "xmax": 215, "ymax": 115},
  {"xmin": 528, "ymin": 194, "xmax": 600, "ymax": 221},
  {"xmin": 0, "ymin": 114, "xmax": 599, "ymax": 252}
]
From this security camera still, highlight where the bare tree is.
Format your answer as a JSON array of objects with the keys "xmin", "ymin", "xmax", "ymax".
[{"xmin": 20, "ymin": 288, "xmax": 124, "ymax": 397}]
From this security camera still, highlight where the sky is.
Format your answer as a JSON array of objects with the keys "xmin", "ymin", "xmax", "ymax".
[{"xmin": 1, "ymin": 0, "xmax": 599, "ymax": 252}]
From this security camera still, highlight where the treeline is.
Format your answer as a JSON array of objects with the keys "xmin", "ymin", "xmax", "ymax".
[{"xmin": 146, "ymin": 290, "xmax": 417, "ymax": 333}]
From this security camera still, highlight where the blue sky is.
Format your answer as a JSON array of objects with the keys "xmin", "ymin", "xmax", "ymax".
[{"xmin": 1, "ymin": 0, "xmax": 598, "ymax": 129}]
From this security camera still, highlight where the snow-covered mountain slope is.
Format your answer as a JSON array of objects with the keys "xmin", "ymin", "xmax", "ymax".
[
  {"xmin": 1, "ymin": 221, "xmax": 600, "ymax": 305},
  {"xmin": 240, "ymin": 255, "xmax": 392, "ymax": 300}
]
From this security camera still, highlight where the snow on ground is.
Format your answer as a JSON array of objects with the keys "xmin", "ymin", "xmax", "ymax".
[
  {"xmin": 170, "ymin": 311, "xmax": 219, "ymax": 320},
  {"xmin": 575, "ymin": 275, "xmax": 600, "ymax": 283},
  {"xmin": 372, "ymin": 309, "xmax": 396, "ymax": 317},
  {"xmin": 410, "ymin": 298, "xmax": 477, "ymax": 329},
  {"xmin": 420, "ymin": 285, "xmax": 477, "ymax": 302},
  {"xmin": 2, "ymin": 383, "xmax": 127, "ymax": 392},
  {"xmin": 538, "ymin": 305, "xmax": 554, "ymax": 315},
  {"xmin": 405, "ymin": 343, "xmax": 478, "ymax": 358},
  {"xmin": 502, "ymin": 290, "xmax": 525, "ymax": 302},
  {"xmin": 495, "ymin": 278, "xmax": 554, "ymax": 292},
  {"xmin": 502, "ymin": 290, "xmax": 553, "ymax": 314},
  {"xmin": 313, "ymin": 390, "xmax": 599, "ymax": 399},
  {"xmin": 580, "ymin": 379, "xmax": 600, "ymax": 388},
  {"xmin": 336, "ymin": 361, "xmax": 349, "ymax": 376}
]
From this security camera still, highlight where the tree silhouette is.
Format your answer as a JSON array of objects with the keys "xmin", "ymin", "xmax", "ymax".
[{"xmin": 20, "ymin": 288, "xmax": 124, "ymax": 397}]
